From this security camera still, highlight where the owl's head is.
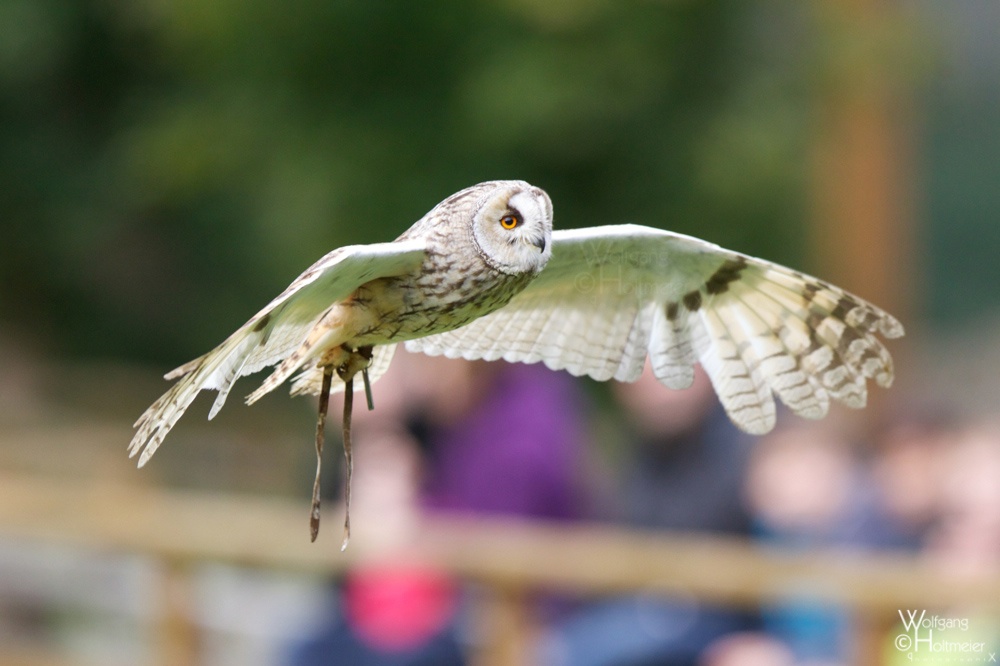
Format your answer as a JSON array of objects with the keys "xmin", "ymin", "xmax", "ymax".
[{"xmin": 468, "ymin": 180, "xmax": 553, "ymax": 276}]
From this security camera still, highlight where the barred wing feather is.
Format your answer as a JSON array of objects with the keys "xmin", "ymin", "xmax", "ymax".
[{"xmin": 406, "ymin": 224, "xmax": 903, "ymax": 435}]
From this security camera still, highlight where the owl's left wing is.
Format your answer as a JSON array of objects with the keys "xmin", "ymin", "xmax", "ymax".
[
  {"xmin": 405, "ymin": 224, "xmax": 903, "ymax": 434},
  {"xmin": 129, "ymin": 240, "xmax": 426, "ymax": 467}
]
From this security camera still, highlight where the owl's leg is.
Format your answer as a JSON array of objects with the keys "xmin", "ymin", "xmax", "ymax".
[
  {"xmin": 309, "ymin": 365, "xmax": 334, "ymax": 543},
  {"xmin": 337, "ymin": 366, "xmax": 355, "ymax": 551},
  {"xmin": 331, "ymin": 345, "xmax": 373, "ymax": 551},
  {"xmin": 307, "ymin": 345, "xmax": 373, "ymax": 549},
  {"xmin": 361, "ymin": 365, "xmax": 374, "ymax": 411}
]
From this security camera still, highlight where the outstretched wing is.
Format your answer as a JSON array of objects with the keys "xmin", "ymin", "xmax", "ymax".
[
  {"xmin": 405, "ymin": 224, "xmax": 903, "ymax": 435},
  {"xmin": 129, "ymin": 240, "xmax": 426, "ymax": 467}
]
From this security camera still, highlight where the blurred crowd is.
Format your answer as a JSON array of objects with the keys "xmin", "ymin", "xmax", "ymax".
[{"xmin": 282, "ymin": 352, "xmax": 1000, "ymax": 666}]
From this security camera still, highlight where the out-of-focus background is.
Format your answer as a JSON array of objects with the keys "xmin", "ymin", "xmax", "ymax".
[{"xmin": 1, "ymin": 1, "xmax": 999, "ymax": 665}]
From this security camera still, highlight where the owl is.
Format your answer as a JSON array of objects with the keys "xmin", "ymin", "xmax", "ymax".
[{"xmin": 130, "ymin": 180, "xmax": 903, "ymax": 541}]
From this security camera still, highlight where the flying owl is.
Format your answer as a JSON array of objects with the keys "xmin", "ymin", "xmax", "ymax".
[{"xmin": 130, "ymin": 180, "xmax": 903, "ymax": 540}]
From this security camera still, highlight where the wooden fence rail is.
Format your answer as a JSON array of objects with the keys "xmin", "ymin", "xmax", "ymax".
[{"xmin": 1, "ymin": 472, "xmax": 998, "ymax": 666}]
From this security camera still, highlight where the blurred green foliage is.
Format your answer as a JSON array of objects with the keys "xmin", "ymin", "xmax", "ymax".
[{"xmin": 2, "ymin": 0, "xmax": 829, "ymax": 363}]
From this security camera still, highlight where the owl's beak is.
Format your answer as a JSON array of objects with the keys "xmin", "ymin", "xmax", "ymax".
[{"xmin": 530, "ymin": 235, "xmax": 547, "ymax": 253}]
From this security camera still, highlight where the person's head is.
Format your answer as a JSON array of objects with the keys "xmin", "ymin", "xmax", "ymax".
[
  {"xmin": 613, "ymin": 362, "xmax": 716, "ymax": 437},
  {"xmin": 744, "ymin": 423, "xmax": 855, "ymax": 535}
]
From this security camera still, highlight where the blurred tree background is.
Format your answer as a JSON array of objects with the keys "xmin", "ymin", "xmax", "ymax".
[
  {"xmin": 1, "ymin": 0, "xmax": 997, "ymax": 372},
  {"xmin": 2, "ymin": 0, "xmax": 820, "ymax": 364}
]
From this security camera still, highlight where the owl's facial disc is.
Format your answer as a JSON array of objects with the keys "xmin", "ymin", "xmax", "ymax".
[{"xmin": 472, "ymin": 182, "xmax": 553, "ymax": 276}]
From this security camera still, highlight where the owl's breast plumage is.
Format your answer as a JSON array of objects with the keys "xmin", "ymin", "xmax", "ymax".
[{"xmin": 351, "ymin": 249, "xmax": 536, "ymax": 346}]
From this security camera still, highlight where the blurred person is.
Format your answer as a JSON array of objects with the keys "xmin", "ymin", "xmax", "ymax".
[
  {"xmin": 406, "ymin": 356, "xmax": 589, "ymax": 521},
  {"xmin": 744, "ymin": 424, "xmax": 858, "ymax": 546},
  {"xmin": 744, "ymin": 423, "xmax": 868, "ymax": 665},
  {"xmin": 868, "ymin": 406, "xmax": 959, "ymax": 550},
  {"xmin": 541, "ymin": 364, "xmax": 757, "ymax": 666},
  {"xmin": 610, "ymin": 365, "xmax": 752, "ymax": 534},
  {"xmin": 700, "ymin": 632, "xmax": 796, "ymax": 666},
  {"xmin": 286, "ymin": 353, "xmax": 592, "ymax": 665},
  {"xmin": 925, "ymin": 421, "xmax": 1000, "ymax": 579},
  {"xmin": 286, "ymin": 429, "xmax": 466, "ymax": 666},
  {"xmin": 880, "ymin": 421, "xmax": 1000, "ymax": 665}
]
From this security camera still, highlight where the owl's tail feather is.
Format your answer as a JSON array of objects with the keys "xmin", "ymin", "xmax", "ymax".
[
  {"xmin": 129, "ymin": 328, "xmax": 267, "ymax": 467},
  {"xmin": 244, "ymin": 321, "xmax": 344, "ymax": 406}
]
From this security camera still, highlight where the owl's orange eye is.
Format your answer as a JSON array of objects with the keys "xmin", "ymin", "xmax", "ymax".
[{"xmin": 500, "ymin": 213, "xmax": 521, "ymax": 230}]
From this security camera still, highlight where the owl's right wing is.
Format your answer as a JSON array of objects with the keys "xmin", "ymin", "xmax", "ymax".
[
  {"xmin": 405, "ymin": 224, "xmax": 903, "ymax": 435},
  {"xmin": 129, "ymin": 239, "xmax": 426, "ymax": 467}
]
